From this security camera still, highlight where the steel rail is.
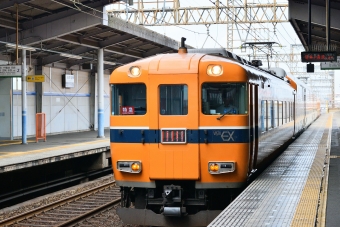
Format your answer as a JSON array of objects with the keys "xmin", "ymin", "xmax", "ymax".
[
  {"xmin": 56, "ymin": 197, "xmax": 121, "ymax": 227},
  {"xmin": 0, "ymin": 181, "xmax": 115, "ymax": 226}
]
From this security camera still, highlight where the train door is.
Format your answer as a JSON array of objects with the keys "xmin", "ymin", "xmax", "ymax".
[
  {"xmin": 248, "ymin": 84, "xmax": 259, "ymax": 173},
  {"xmin": 148, "ymin": 75, "xmax": 200, "ymax": 180},
  {"xmin": 293, "ymin": 90, "xmax": 296, "ymax": 135}
]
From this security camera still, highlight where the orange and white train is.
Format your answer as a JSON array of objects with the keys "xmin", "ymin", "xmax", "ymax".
[{"xmin": 109, "ymin": 38, "xmax": 320, "ymax": 226}]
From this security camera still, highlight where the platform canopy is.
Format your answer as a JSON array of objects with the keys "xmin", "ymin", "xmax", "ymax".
[
  {"xmin": 0, "ymin": 0, "xmax": 181, "ymax": 71},
  {"xmin": 289, "ymin": 0, "xmax": 340, "ymax": 55}
]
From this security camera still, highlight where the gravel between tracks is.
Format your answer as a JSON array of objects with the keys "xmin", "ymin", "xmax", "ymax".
[{"xmin": 0, "ymin": 175, "xmax": 141, "ymax": 226}]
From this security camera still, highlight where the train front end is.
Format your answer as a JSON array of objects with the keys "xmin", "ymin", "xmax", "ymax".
[{"xmin": 109, "ymin": 51, "xmax": 250, "ymax": 226}]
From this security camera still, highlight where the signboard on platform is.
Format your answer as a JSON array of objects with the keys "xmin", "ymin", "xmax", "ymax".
[
  {"xmin": 0, "ymin": 65, "xmax": 21, "ymax": 77},
  {"xmin": 321, "ymin": 57, "xmax": 340, "ymax": 70},
  {"xmin": 301, "ymin": 51, "xmax": 337, "ymax": 62},
  {"xmin": 27, "ymin": 75, "xmax": 45, "ymax": 82},
  {"xmin": 62, "ymin": 74, "xmax": 74, "ymax": 88}
]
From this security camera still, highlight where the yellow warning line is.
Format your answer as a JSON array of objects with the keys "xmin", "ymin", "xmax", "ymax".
[
  {"xmin": 291, "ymin": 114, "xmax": 332, "ymax": 227},
  {"xmin": 0, "ymin": 139, "xmax": 109, "ymax": 157},
  {"xmin": 0, "ymin": 140, "xmax": 35, "ymax": 146}
]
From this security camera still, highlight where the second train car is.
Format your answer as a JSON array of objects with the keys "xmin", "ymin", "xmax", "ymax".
[{"xmin": 109, "ymin": 38, "xmax": 320, "ymax": 226}]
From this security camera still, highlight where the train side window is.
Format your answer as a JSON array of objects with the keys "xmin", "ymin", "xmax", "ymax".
[
  {"xmin": 111, "ymin": 83, "xmax": 147, "ymax": 116},
  {"xmin": 261, "ymin": 100, "xmax": 266, "ymax": 132},
  {"xmin": 291, "ymin": 102, "xmax": 293, "ymax": 121},
  {"xmin": 288, "ymin": 102, "xmax": 290, "ymax": 122},
  {"xmin": 269, "ymin": 101, "xmax": 274, "ymax": 129},
  {"xmin": 201, "ymin": 83, "xmax": 247, "ymax": 115},
  {"xmin": 283, "ymin": 101, "xmax": 286, "ymax": 124},
  {"xmin": 159, "ymin": 85, "xmax": 188, "ymax": 115},
  {"xmin": 273, "ymin": 101, "xmax": 278, "ymax": 128},
  {"xmin": 286, "ymin": 101, "xmax": 289, "ymax": 123},
  {"xmin": 277, "ymin": 101, "xmax": 282, "ymax": 126}
]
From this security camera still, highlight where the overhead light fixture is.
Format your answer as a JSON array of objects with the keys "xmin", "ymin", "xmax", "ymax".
[
  {"xmin": 6, "ymin": 43, "xmax": 36, "ymax": 51},
  {"xmin": 60, "ymin": 53, "xmax": 82, "ymax": 60},
  {"xmin": 103, "ymin": 61, "xmax": 116, "ymax": 65}
]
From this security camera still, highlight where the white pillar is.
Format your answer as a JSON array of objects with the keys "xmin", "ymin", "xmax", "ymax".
[
  {"xmin": 22, "ymin": 49, "xmax": 27, "ymax": 144},
  {"xmin": 97, "ymin": 48, "xmax": 104, "ymax": 138}
]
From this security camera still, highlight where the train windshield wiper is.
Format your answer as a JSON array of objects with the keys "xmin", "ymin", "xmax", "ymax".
[{"xmin": 216, "ymin": 112, "xmax": 228, "ymax": 120}]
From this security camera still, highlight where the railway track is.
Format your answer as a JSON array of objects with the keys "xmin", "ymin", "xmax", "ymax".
[{"xmin": 0, "ymin": 181, "xmax": 120, "ymax": 227}]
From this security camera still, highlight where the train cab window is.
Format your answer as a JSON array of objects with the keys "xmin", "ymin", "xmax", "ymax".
[
  {"xmin": 201, "ymin": 83, "xmax": 247, "ymax": 115},
  {"xmin": 159, "ymin": 85, "xmax": 188, "ymax": 115},
  {"xmin": 111, "ymin": 83, "xmax": 147, "ymax": 115}
]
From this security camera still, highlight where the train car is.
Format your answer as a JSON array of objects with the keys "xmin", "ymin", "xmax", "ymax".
[{"xmin": 109, "ymin": 38, "xmax": 320, "ymax": 226}]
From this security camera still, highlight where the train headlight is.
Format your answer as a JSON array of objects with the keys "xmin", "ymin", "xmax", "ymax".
[
  {"xmin": 128, "ymin": 66, "xmax": 141, "ymax": 77},
  {"xmin": 131, "ymin": 162, "xmax": 140, "ymax": 171},
  {"xmin": 208, "ymin": 162, "xmax": 235, "ymax": 174},
  {"xmin": 209, "ymin": 163, "xmax": 219, "ymax": 172},
  {"xmin": 207, "ymin": 65, "xmax": 223, "ymax": 76},
  {"xmin": 117, "ymin": 161, "xmax": 142, "ymax": 173}
]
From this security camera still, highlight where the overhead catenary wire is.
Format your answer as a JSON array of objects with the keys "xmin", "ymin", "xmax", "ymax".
[
  {"xmin": 56, "ymin": 0, "xmax": 294, "ymax": 68},
  {"xmin": 209, "ymin": 0, "xmax": 297, "ymax": 69},
  {"xmin": 63, "ymin": 0, "xmax": 289, "ymax": 50},
  {"xmin": 57, "ymin": 0, "xmax": 268, "ymax": 49}
]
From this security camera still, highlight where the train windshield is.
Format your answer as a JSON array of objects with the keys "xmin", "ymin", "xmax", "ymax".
[
  {"xmin": 111, "ymin": 83, "xmax": 146, "ymax": 115},
  {"xmin": 159, "ymin": 85, "xmax": 188, "ymax": 115},
  {"xmin": 201, "ymin": 83, "xmax": 248, "ymax": 115}
]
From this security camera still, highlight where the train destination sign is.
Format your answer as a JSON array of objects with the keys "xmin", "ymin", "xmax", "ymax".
[
  {"xmin": 301, "ymin": 51, "xmax": 337, "ymax": 62},
  {"xmin": 0, "ymin": 65, "xmax": 21, "ymax": 77},
  {"xmin": 27, "ymin": 75, "xmax": 45, "ymax": 82}
]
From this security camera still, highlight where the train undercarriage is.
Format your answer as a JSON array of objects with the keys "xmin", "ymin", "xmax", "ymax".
[{"xmin": 117, "ymin": 181, "xmax": 241, "ymax": 227}]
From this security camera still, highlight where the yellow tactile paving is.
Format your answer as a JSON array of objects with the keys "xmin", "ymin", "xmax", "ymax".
[
  {"xmin": 208, "ymin": 114, "xmax": 331, "ymax": 227},
  {"xmin": 0, "ymin": 140, "xmax": 36, "ymax": 146},
  {"xmin": 291, "ymin": 114, "xmax": 332, "ymax": 227}
]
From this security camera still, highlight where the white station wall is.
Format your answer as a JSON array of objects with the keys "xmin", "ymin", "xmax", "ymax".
[
  {"xmin": 11, "ymin": 66, "xmax": 110, "ymax": 138},
  {"xmin": 0, "ymin": 78, "xmax": 12, "ymax": 139}
]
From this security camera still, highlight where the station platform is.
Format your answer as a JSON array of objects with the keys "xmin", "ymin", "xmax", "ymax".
[
  {"xmin": 0, "ymin": 129, "xmax": 110, "ymax": 173},
  {"xmin": 209, "ymin": 113, "xmax": 336, "ymax": 227}
]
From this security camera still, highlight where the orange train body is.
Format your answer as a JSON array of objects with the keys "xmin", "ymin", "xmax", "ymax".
[{"xmin": 109, "ymin": 47, "xmax": 320, "ymax": 226}]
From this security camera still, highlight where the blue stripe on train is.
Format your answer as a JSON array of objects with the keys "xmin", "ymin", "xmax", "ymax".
[{"xmin": 110, "ymin": 129, "xmax": 251, "ymax": 143}]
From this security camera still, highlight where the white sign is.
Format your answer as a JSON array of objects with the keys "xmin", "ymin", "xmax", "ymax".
[
  {"xmin": 334, "ymin": 70, "xmax": 340, "ymax": 101},
  {"xmin": 64, "ymin": 74, "xmax": 74, "ymax": 88},
  {"xmin": 321, "ymin": 57, "xmax": 340, "ymax": 70},
  {"xmin": 0, "ymin": 65, "xmax": 21, "ymax": 77}
]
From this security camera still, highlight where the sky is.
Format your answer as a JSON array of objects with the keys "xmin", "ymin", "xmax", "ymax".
[{"xmin": 106, "ymin": 0, "xmax": 304, "ymax": 72}]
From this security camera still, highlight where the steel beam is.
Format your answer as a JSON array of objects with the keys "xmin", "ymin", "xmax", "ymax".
[
  {"xmin": 107, "ymin": 16, "xmax": 179, "ymax": 50},
  {"xmin": 39, "ymin": 46, "xmax": 94, "ymax": 65},
  {"xmin": 0, "ymin": 0, "xmax": 31, "ymax": 10},
  {"xmin": 108, "ymin": 3, "xmax": 288, "ymax": 26}
]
